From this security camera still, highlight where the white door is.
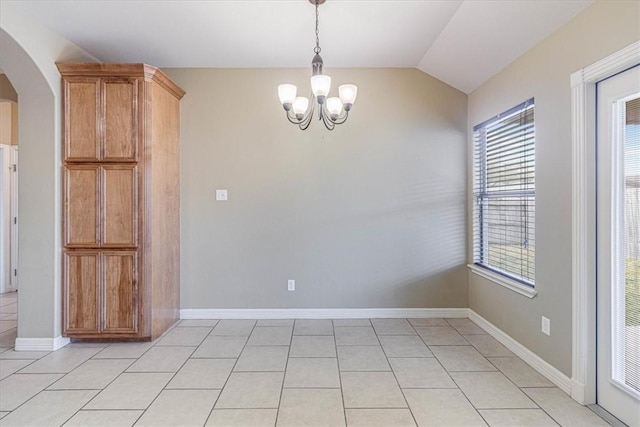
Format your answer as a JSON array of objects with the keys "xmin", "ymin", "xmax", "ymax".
[
  {"xmin": 597, "ymin": 65, "xmax": 640, "ymax": 427},
  {"xmin": 0, "ymin": 145, "xmax": 10, "ymax": 294},
  {"xmin": 10, "ymin": 147, "xmax": 17, "ymax": 291}
]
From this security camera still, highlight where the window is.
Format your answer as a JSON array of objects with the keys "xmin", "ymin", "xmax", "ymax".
[{"xmin": 473, "ymin": 99, "xmax": 535, "ymax": 286}]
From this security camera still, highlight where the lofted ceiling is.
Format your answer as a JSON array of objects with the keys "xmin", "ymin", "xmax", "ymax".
[{"xmin": 1, "ymin": 0, "xmax": 593, "ymax": 94}]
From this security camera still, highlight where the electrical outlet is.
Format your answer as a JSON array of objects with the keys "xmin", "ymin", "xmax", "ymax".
[
  {"xmin": 541, "ymin": 316, "xmax": 551, "ymax": 336},
  {"xmin": 216, "ymin": 189, "xmax": 228, "ymax": 201},
  {"xmin": 288, "ymin": 280, "xmax": 295, "ymax": 291}
]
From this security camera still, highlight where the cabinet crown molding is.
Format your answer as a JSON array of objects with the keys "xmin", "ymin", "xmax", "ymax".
[{"xmin": 56, "ymin": 63, "xmax": 186, "ymax": 100}]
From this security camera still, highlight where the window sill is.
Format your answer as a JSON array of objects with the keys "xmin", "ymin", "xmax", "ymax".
[{"xmin": 467, "ymin": 264, "xmax": 537, "ymax": 299}]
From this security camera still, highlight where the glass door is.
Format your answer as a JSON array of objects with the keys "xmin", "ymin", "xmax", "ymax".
[{"xmin": 597, "ymin": 65, "xmax": 640, "ymax": 427}]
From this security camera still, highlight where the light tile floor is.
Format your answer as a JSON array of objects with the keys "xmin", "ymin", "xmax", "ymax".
[
  {"xmin": 0, "ymin": 292, "xmax": 613, "ymax": 426},
  {"xmin": 0, "ymin": 292, "xmax": 17, "ymax": 350}
]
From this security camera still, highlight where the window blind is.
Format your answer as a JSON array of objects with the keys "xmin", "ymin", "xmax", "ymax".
[
  {"xmin": 622, "ymin": 97, "xmax": 639, "ymax": 392},
  {"xmin": 473, "ymin": 99, "xmax": 535, "ymax": 285}
]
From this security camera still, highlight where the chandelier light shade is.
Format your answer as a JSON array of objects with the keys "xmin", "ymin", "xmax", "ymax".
[{"xmin": 278, "ymin": 0, "xmax": 358, "ymax": 130}]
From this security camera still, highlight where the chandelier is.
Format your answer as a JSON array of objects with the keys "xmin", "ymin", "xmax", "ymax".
[{"xmin": 277, "ymin": 0, "xmax": 358, "ymax": 131}]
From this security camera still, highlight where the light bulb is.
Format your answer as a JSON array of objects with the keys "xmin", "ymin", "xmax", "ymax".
[
  {"xmin": 339, "ymin": 84, "xmax": 357, "ymax": 110},
  {"xmin": 310, "ymin": 75, "xmax": 331, "ymax": 98},
  {"xmin": 278, "ymin": 84, "xmax": 297, "ymax": 108},
  {"xmin": 326, "ymin": 97, "xmax": 343, "ymax": 120},
  {"xmin": 292, "ymin": 97, "xmax": 309, "ymax": 116}
]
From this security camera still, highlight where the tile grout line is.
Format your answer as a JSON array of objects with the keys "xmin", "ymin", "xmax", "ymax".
[
  {"xmin": 518, "ymin": 387, "xmax": 569, "ymax": 426},
  {"xmin": 0, "ymin": 372, "xmax": 62, "ymax": 416},
  {"xmin": 331, "ymin": 319, "xmax": 349, "ymax": 427},
  {"xmin": 0, "ymin": 355, "xmax": 41, "ymax": 380},
  {"xmin": 119, "ymin": 327, "xmax": 186, "ymax": 426},
  {"xmin": 46, "ymin": 358, "xmax": 137, "ymax": 392},
  {"xmin": 273, "ymin": 320, "xmax": 296, "ymax": 427},
  {"xmin": 478, "ymin": 340, "xmax": 547, "ymax": 414},
  {"xmin": 443, "ymin": 318, "xmax": 495, "ymax": 426},
  {"xmin": 4, "ymin": 346, "xmax": 105, "ymax": 420},
  {"xmin": 446, "ymin": 318, "xmax": 553, "ymax": 425},
  {"xmin": 128, "ymin": 331, "xmax": 207, "ymax": 424},
  {"xmin": 400, "ymin": 318, "xmax": 440, "ymax": 426},
  {"xmin": 202, "ymin": 320, "xmax": 257, "ymax": 425},
  {"xmin": 71, "ymin": 326, "xmax": 200, "ymax": 424},
  {"xmin": 415, "ymin": 319, "xmax": 462, "ymax": 389},
  {"xmin": 422, "ymin": 319, "xmax": 521, "ymax": 424}
]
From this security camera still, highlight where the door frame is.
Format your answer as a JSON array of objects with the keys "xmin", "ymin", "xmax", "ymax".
[
  {"xmin": 571, "ymin": 40, "xmax": 640, "ymax": 405},
  {"xmin": 0, "ymin": 144, "xmax": 10, "ymax": 294}
]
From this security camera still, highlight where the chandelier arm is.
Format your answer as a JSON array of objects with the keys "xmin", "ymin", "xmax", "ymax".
[
  {"xmin": 286, "ymin": 111, "xmax": 303, "ymax": 125},
  {"xmin": 286, "ymin": 110, "xmax": 309, "ymax": 126},
  {"xmin": 319, "ymin": 101, "xmax": 328, "ymax": 123},
  {"xmin": 324, "ymin": 115, "xmax": 336, "ymax": 131},
  {"xmin": 320, "ymin": 102, "xmax": 349, "ymax": 127},
  {"xmin": 331, "ymin": 110, "xmax": 350, "ymax": 125},
  {"xmin": 319, "ymin": 104, "xmax": 336, "ymax": 130},
  {"xmin": 285, "ymin": 95, "xmax": 315, "ymax": 126},
  {"xmin": 299, "ymin": 115, "xmax": 313, "ymax": 130},
  {"xmin": 298, "ymin": 99, "xmax": 316, "ymax": 130}
]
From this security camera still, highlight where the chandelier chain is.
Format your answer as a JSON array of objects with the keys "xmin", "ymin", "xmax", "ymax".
[{"xmin": 314, "ymin": 0, "xmax": 321, "ymax": 54}]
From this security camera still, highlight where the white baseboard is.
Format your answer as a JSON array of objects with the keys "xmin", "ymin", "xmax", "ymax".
[
  {"xmin": 469, "ymin": 310, "xmax": 572, "ymax": 394},
  {"xmin": 571, "ymin": 379, "xmax": 586, "ymax": 404},
  {"xmin": 180, "ymin": 308, "xmax": 470, "ymax": 320},
  {"xmin": 14, "ymin": 336, "xmax": 70, "ymax": 352}
]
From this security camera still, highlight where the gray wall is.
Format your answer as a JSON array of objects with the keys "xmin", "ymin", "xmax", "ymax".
[
  {"xmin": 164, "ymin": 68, "xmax": 468, "ymax": 309},
  {"xmin": 467, "ymin": 0, "xmax": 640, "ymax": 377}
]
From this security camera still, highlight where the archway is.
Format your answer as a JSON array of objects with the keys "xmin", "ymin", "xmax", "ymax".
[
  {"xmin": 0, "ymin": 15, "xmax": 97, "ymax": 350},
  {"xmin": 0, "ymin": 28, "xmax": 63, "ymax": 349}
]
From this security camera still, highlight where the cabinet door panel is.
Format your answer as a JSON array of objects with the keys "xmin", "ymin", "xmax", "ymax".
[
  {"xmin": 64, "ymin": 251, "xmax": 99, "ymax": 333},
  {"xmin": 65, "ymin": 166, "xmax": 100, "ymax": 247},
  {"xmin": 103, "ymin": 79, "xmax": 138, "ymax": 161},
  {"xmin": 102, "ymin": 165, "xmax": 138, "ymax": 247},
  {"xmin": 64, "ymin": 79, "xmax": 100, "ymax": 161},
  {"xmin": 102, "ymin": 252, "xmax": 137, "ymax": 333}
]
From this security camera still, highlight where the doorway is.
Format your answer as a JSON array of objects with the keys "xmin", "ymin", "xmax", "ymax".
[
  {"xmin": 596, "ymin": 65, "xmax": 640, "ymax": 427},
  {"xmin": 0, "ymin": 142, "xmax": 18, "ymax": 294},
  {"xmin": 0, "ymin": 88, "xmax": 18, "ymax": 346}
]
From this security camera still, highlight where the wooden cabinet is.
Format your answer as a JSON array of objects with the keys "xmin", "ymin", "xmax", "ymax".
[
  {"xmin": 64, "ymin": 77, "xmax": 138, "ymax": 162},
  {"xmin": 64, "ymin": 251, "xmax": 99, "ymax": 334},
  {"xmin": 65, "ymin": 79, "xmax": 100, "ymax": 161},
  {"xmin": 63, "ymin": 251, "xmax": 138, "ymax": 335},
  {"xmin": 59, "ymin": 63, "xmax": 185, "ymax": 340},
  {"xmin": 103, "ymin": 79, "xmax": 138, "ymax": 162},
  {"xmin": 64, "ymin": 165, "xmax": 99, "ymax": 247},
  {"xmin": 64, "ymin": 165, "xmax": 138, "ymax": 248},
  {"xmin": 102, "ymin": 165, "xmax": 138, "ymax": 248},
  {"xmin": 102, "ymin": 251, "xmax": 138, "ymax": 334}
]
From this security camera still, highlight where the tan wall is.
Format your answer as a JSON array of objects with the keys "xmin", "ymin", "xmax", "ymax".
[
  {"xmin": 467, "ymin": 0, "xmax": 640, "ymax": 376},
  {"xmin": 0, "ymin": 74, "xmax": 17, "ymax": 102},
  {"xmin": 10, "ymin": 102, "xmax": 17, "ymax": 145},
  {"xmin": 0, "ymin": 101, "xmax": 18, "ymax": 145},
  {"xmin": 0, "ymin": 102, "xmax": 11, "ymax": 145},
  {"xmin": 164, "ymin": 68, "xmax": 469, "ymax": 310}
]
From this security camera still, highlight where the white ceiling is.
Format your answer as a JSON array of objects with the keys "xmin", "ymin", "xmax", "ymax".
[{"xmin": 1, "ymin": 0, "xmax": 593, "ymax": 94}]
